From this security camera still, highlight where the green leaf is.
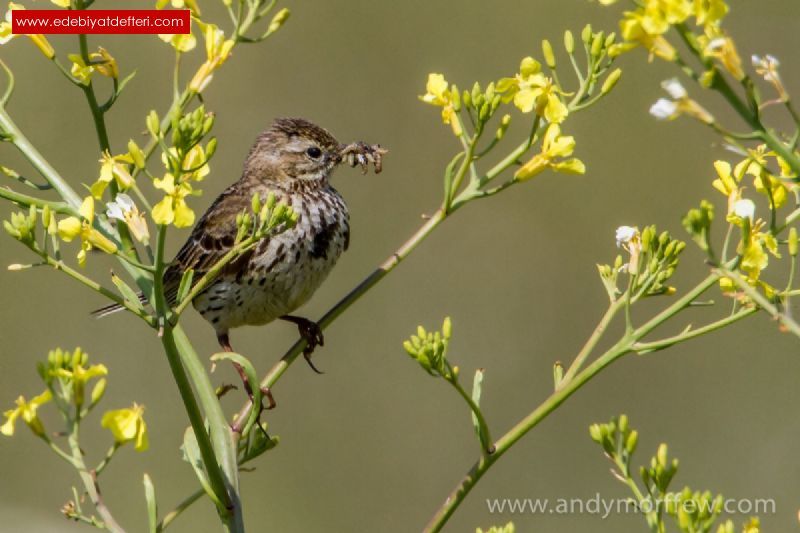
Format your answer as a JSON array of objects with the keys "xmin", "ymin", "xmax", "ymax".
[
  {"xmin": 143, "ymin": 473, "xmax": 157, "ymax": 533},
  {"xmin": 471, "ymin": 368, "xmax": 484, "ymax": 439},
  {"xmin": 176, "ymin": 268, "xmax": 194, "ymax": 305},
  {"xmin": 111, "ymin": 271, "xmax": 144, "ymax": 311},
  {"xmin": 115, "ymin": 70, "xmax": 137, "ymax": 98},
  {"xmin": 181, "ymin": 426, "xmax": 222, "ymax": 508}
]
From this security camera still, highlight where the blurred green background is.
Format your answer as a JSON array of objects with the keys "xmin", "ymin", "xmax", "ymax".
[{"xmin": 1, "ymin": 1, "xmax": 799, "ymax": 531}]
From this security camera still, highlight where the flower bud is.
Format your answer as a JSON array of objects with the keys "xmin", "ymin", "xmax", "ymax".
[
  {"xmin": 564, "ymin": 30, "xmax": 575, "ymax": 54},
  {"xmin": 495, "ymin": 114, "xmax": 511, "ymax": 140},
  {"xmin": 90, "ymin": 378, "xmax": 107, "ymax": 407},
  {"xmin": 656, "ymin": 443, "xmax": 668, "ymax": 468},
  {"xmin": 581, "ymin": 24, "xmax": 592, "ymax": 44},
  {"xmin": 552, "ymin": 361, "xmax": 563, "ymax": 388},
  {"xmin": 542, "ymin": 39, "xmax": 556, "ymax": 68},
  {"xmin": 442, "ymin": 316, "xmax": 452, "ymax": 340},
  {"xmin": 146, "ymin": 111, "xmax": 160, "ymax": 137},
  {"xmin": 403, "ymin": 340, "xmax": 416, "ymax": 356},
  {"xmin": 462, "ymin": 89, "xmax": 472, "ymax": 109},
  {"xmin": 127, "ymin": 139, "xmax": 146, "ymax": 169},
  {"xmin": 625, "ymin": 430, "xmax": 638, "ymax": 454},
  {"xmin": 450, "ymin": 84, "xmax": 461, "ymax": 112},
  {"xmin": 268, "ymin": 7, "xmax": 290, "ymax": 34},
  {"xmin": 789, "ymin": 227, "xmax": 798, "ymax": 257},
  {"xmin": 601, "ymin": 68, "xmax": 622, "ymax": 95},
  {"xmin": 589, "ymin": 423, "xmax": 603, "ymax": 443},
  {"xmin": 591, "ymin": 33, "xmax": 603, "ymax": 57}
]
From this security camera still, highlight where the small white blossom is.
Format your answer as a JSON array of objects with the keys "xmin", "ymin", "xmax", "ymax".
[
  {"xmin": 106, "ymin": 194, "xmax": 150, "ymax": 243},
  {"xmin": 751, "ymin": 54, "xmax": 781, "ymax": 83},
  {"xmin": 661, "ymin": 78, "xmax": 687, "ymax": 99},
  {"xmin": 733, "ymin": 198, "xmax": 755, "ymax": 220},
  {"xmin": 649, "ymin": 98, "xmax": 677, "ymax": 120},
  {"xmin": 705, "ymin": 37, "xmax": 727, "ymax": 53},
  {"xmin": 615, "ymin": 226, "xmax": 638, "ymax": 248}
]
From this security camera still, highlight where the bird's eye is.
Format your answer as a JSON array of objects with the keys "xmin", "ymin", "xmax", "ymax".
[{"xmin": 306, "ymin": 146, "xmax": 322, "ymax": 159}]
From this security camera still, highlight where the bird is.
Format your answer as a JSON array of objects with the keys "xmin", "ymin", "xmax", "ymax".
[{"xmin": 94, "ymin": 117, "xmax": 386, "ymax": 406}]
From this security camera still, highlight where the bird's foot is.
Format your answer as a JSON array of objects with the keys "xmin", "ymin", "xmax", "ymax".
[{"xmin": 281, "ymin": 315, "xmax": 325, "ymax": 374}]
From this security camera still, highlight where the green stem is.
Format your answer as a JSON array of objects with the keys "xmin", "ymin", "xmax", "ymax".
[
  {"xmin": 423, "ymin": 271, "xmax": 728, "ymax": 532},
  {"xmin": 447, "ymin": 376, "xmax": 493, "ymax": 455},
  {"xmin": 36, "ymin": 249, "xmax": 154, "ymax": 326},
  {"xmin": 717, "ymin": 267, "xmax": 800, "ymax": 338},
  {"xmin": 632, "ymin": 306, "xmax": 757, "ymax": 352},
  {"xmin": 153, "ymin": 225, "xmax": 241, "ymax": 530},
  {"xmin": 0, "ymin": 106, "xmax": 82, "ymax": 208},
  {"xmin": 157, "ymin": 489, "xmax": 205, "ymax": 532},
  {"xmin": 0, "ymin": 186, "xmax": 75, "ymax": 215},
  {"xmin": 67, "ymin": 415, "xmax": 127, "ymax": 533},
  {"xmin": 560, "ymin": 297, "xmax": 624, "ymax": 385}
]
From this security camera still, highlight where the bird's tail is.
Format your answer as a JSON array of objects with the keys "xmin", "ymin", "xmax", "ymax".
[{"xmin": 91, "ymin": 292, "xmax": 147, "ymax": 318}]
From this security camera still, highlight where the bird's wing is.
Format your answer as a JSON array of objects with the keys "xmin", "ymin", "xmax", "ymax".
[{"xmin": 162, "ymin": 186, "xmax": 255, "ymax": 304}]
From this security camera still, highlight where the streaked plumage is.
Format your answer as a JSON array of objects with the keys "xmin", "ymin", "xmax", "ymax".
[{"xmin": 96, "ymin": 118, "xmax": 386, "ymax": 367}]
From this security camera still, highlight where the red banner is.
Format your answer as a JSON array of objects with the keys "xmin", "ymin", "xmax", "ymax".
[{"xmin": 11, "ymin": 9, "xmax": 190, "ymax": 35}]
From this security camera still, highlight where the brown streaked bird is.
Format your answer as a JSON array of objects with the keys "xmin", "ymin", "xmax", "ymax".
[{"xmin": 95, "ymin": 118, "xmax": 386, "ymax": 403}]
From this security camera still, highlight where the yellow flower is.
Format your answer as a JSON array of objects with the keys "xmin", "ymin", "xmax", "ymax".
[
  {"xmin": 54, "ymin": 360, "xmax": 107, "ymax": 408},
  {"xmin": 161, "ymin": 145, "xmax": 210, "ymax": 182},
  {"xmin": 497, "ymin": 57, "xmax": 568, "ymax": 123},
  {"xmin": 1, "ymin": 390, "xmax": 51, "ymax": 437},
  {"xmin": 693, "ymin": 0, "xmax": 728, "ymax": 28},
  {"xmin": 515, "ymin": 124, "xmax": 585, "ymax": 181},
  {"xmin": 101, "ymin": 404, "xmax": 148, "ymax": 451},
  {"xmin": 91, "ymin": 151, "xmax": 135, "ymax": 199},
  {"xmin": 734, "ymin": 146, "xmax": 790, "ymax": 209},
  {"xmin": 619, "ymin": 9, "xmax": 677, "ymax": 61},
  {"xmin": 68, "ymin": 54, "xmax": 94, "ymax": 85},
  {"xmin": 188, "ymin": 22, "xmax": 235, "ymax": 93},
  {"xmin": 419, "ymin": 73, "xmax": 462, "ymax": 136},
  {"xmin": 90, "ymin": 47, "xmax": 118, "ymax": 79},
  {"xmin": 57, "ymin": 197, "xmax": 118, "ymax": 266},
  {"xmin": 152, "ymin": 174, "xmax": 196, "ymax": 228},
  {"xmin": 0, "ymin": 3, "xmax": 55, "ymax": 58},
  {"xmin": 702, "ymin": 34, "xmax": 744, "ymax": 80},
  {"xmin": 158, "ymin": 30, "xmax": 197, "ymax": 53},
  {"xmin": 49, "ymin": 0, "xmax": 70, "ymax": 6},
  {"xmin": 711, "ymin": 160, "xmax": 741, "ymax": 214}
]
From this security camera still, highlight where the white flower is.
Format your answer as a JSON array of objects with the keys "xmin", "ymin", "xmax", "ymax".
[
  {"xmin": 106, "ymin": 194, "xmax": 150, "ymax": 243},
  {"xmin": 661, "ymin": 78, "xmax": 687, "ymax": 99},
  {"xmin": 733, "ymin": 199, "xmax": 755, "ymax": 220},
  {"xmin": 615, "ymin": 226, "xmax": 638, "ymax": 248},
  {"xmin": 751, "ymin": 54, "xmax": 781, "ymax": 83},
  {"xmin": 649, "ymin": 98, "xmax": 678, "ymax": 120}
]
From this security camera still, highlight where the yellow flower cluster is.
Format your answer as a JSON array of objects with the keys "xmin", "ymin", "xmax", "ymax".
[
  {"xmin": 600, "ymin": 0, "xmax": 731, "ymax": 68},
  {"xmin": 57, "ymin": 197, "xmax": 118, "ymax": 267},
  {"xmin": 420, "ymin": 73, "xmax": 462, "ymax": 136},
  {"xmin": 188, "ymin": 22, "xmax": 235, "ymax": 93},
  {"xmin": 711, "ymin": 147, "xmax": 795, "ymax": 286},
  {"xmin": 497, "ymin": 57, "xmax": 568, "ymax": 124},
  {"xmin": 152, "ymin": 145, "xmax": 210, "ymax": 227}
]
